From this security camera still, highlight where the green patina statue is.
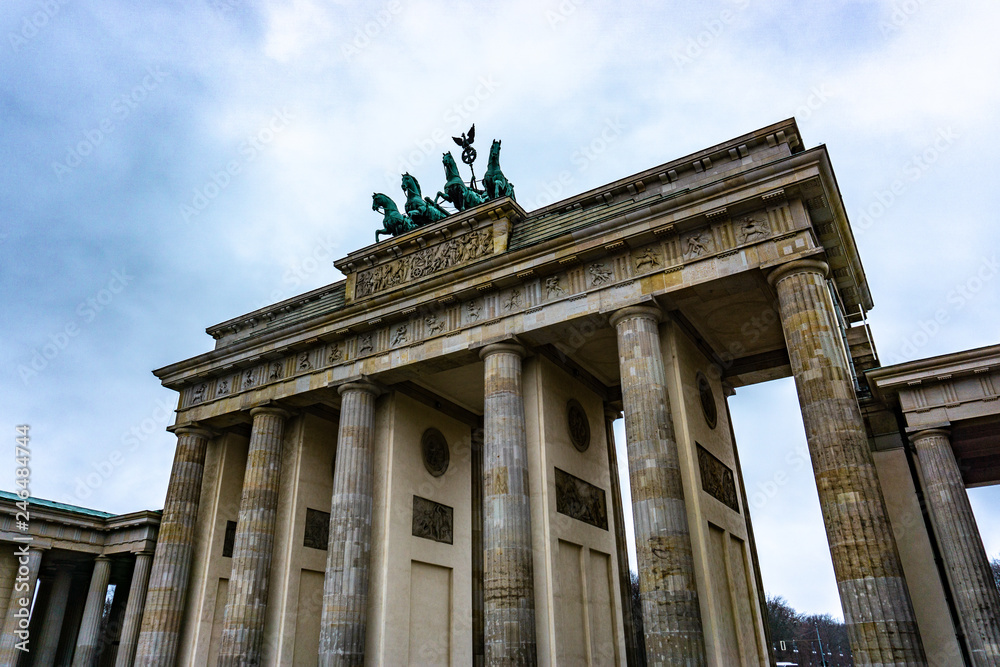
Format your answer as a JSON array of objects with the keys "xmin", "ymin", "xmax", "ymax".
[
  {"xmin": 435, "ymin": 152, "xmax": 487, "ymax": 212},
  {"xmin": 484, "ymin": 139, "xmax": 515, "ymax": 201},
  {"xmin": 372, "ymin": 192, "xmax": 414, "ymax": 242},
  {"xmin": 402, "ymin": 173, "xmax": 449, "ymax": 227}
]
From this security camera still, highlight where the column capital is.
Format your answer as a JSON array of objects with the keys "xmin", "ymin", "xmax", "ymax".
[
  {"xmin": 766, "ymin": 258, "xmax": 830, "ymax": 287},
  {"xmin": 248, "ymin": 405, "xmax": 291, "ymax": 420},
  {"xmin": 336, "ymin": 380, "xmax": 382, "ymax": 398},
  {"xmin": 909, "ymin": 427, "xmax": 951, "ymax": 443},
  {"xmin": 169, "ymin": 423, "xmax": 216, "ymax": 439},
  {"xmin": 609, "ymin": 304, "xmax": 662, "ymax": 329},
  {"xmin": 603, "ymin": 403, "xmax": 623, "ymax": 421},
  {"xmin": 479, "ymin": 341, "xmax": 526, "ymax": 360}
]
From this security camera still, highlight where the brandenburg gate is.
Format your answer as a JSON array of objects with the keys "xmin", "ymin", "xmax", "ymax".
[{"xmin": 123, "ymin": 118, "xmax": 1000, "ymax": 665}]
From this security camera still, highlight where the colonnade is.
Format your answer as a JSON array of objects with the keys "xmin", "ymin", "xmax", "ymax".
[
  {"xmin": 0, "ymin": 547, "xmax": 153, "ymax": 666},
  {"xmin": 126, "ymin": 259, "xmax": 1000, "ymax": 665}
]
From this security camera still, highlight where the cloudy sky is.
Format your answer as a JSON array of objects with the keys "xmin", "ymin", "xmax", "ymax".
[{"xmin": 3, "ymin": 0, "xmax": 998, "ymax": 620}]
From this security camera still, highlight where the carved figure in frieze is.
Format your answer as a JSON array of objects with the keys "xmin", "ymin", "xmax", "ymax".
[
  {"xmin": 589, "ymin": 263, "xmax": 613, "ymax": 285},
  {"xmin": 192, "ymin": 383, "xmax": 206, "ymax": 403},
  {"xmin": 635, "ymin": 246, "xmax": 661, "ymax": 270},
  {"xmin": 545, "ymin": 276, "xmax": 565, "ymax": 297},
  {"xmin": 503, "ymin": 289, "xmax": 522, "ymax": 312},
  {"xmin": 298, "ymin": 352, "xmax": 311, "ymax": 370},
  {"xmin": 425, "ymin": 314, "xmax": 444, "ymax": 335},
  {"xmin": 684, "ymin": 231, "xmax": 710, "ymax": 258},
  {"xmin": 402, "ymin": 173, "xmax": 449, "ymax": 227},
  {"xmin": 467, "ymin": 300, "xmax": 482, "ymax": 321},
  {"xmin": 738, "ymin": 216, "xmax": 770, "ymax": 244},
  {"xmin": 391, "ymin": 325, "xmax": 407, "ymax": 347},
  {"xmin": 268, "ymin": 362, "xmax": 282, "ymax": 380},
  {"xmin": 358, "ymin": 334, "xmax": 373, "ymax": 355},
  {"xmin": 218, "ymin": 379, "xmax": 230, "ymax": 395},
  {"xmin": 243, "ymin": 369, "xmax": 255, "ymax": 388},
  {"xmin": 328, "ymin": 344, "xmax": 343, "ymax": 363},
  {"xmin": 483, "ymin": 139, "xmax": 516, "ymax": 200}
]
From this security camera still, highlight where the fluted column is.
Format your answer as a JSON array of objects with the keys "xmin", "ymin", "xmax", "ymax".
[
  {"xmin": 134, "ymin": 425, "xmax": 213, "ymax": 666},
  {"xmin": 0, "ymin": 546, "xmax": 43, "ymax": 662},
  {"xmin": 911, "ymin": 428, "xmax": 1000, "ymax": 665},
  {"xmin": 604, "ymin": 405, "xmax": 640, "ymax": 667},
  {"xmin": 36, "ymin": 567, "xmax": 73, "ymax": 667},
  {"xmin": 480, "ymin": 342, "xmax": 537, "ymax": 665},
  {"xmin": 72, "ymin": 555, "xmax": 112, "ymax": 667},
  {"xmin": 769, "ymin": 259, "xmax": 926, "ymax": 666},
  {"xmin": 609, "ymin": 306, "xmax": 706, "ymax": 665},
  {"xmin": 319, "ymin": 381, "xmax": 381, "ymax": 666},
  {"xmin": 115, "ymin": 551, "xmax": 154, "ymax": 667},
  {"xmin": 217, "ymin": 405, "xmax": 291, "ymax": 666}
]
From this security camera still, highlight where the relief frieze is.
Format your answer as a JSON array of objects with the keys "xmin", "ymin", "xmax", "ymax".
[
  {"xmin": 697, "ymin": 444, "xmax": 740, "ymax": 512},
  {"xmin": 555, "ymin": 467, "xmax": 608, "ymax": 530},
  {"xmin": 354, "ymin": 228, "xmax": 493, "ymax": 299}
]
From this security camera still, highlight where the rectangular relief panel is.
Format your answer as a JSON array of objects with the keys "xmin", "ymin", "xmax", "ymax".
[
  {"xmin": 555, "ymin": 540, "xmax": 587, "ymax": 665},
  {"xmin": 555, "ymin": 467, "xmax": 608, "ymax": 530},
  {"xmin": 304, "ymin": 508, "xmax": 330, "ymax": 550},
  {"xmin": 294, "ymin": 570, "xmax": 325, "ymax": 664},
  {"xmin": 408, "ymin": 561, "xmax": 452, "ymax": 666},
  {"xmin": 697, "ymin": 444, "xmax": 740, "ymax": 512},
  {"xmin": 412, "ymin": 495, "xmax": 454, "ymax": 545}
]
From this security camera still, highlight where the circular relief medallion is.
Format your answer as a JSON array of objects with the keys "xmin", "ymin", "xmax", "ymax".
[
  {"xmin": 697, "ymin": 372, "xmax": 718, "ymax": 429},
  {"xmin": 421, "ymin": 428, "xmax": 449, "ymax": 477},
  {"xmin": 567, "ymin": 399, "xmax": 591, "ymax": 452}
]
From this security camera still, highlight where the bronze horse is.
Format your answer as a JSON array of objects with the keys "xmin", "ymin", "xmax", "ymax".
[
  {"xmin": 484, "ymin": 139, "xmax": 515, "ymax": 200},
  {"xmin": 402, "ymin": 173, "xmax": 449, "ymax": 227},
  {"xmin": 372, "ymin": 192, "xmax": 414, "ymax": 243},
  {"xmin": 435, "ymin": 152, "xmax": 487, "ymax": 212}
]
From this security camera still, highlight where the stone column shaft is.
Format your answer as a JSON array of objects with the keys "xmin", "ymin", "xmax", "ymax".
[
  {"xmin": 134, "ymin": 425, "xmax": 213, "ymax": 666},
  {"xmin": 72, "ymin": 555, "xmax": 112, "ymax": 667},
  {"xmin": 0, "ymin": 546, "xmax": 43, "ymax": 663},
  {"xmin": 115, "ymin": 551, "xmax": 154, "ymax": 667},
  {"xmin": 36, "ymin": 567, "xmax": 73, "ymax": 667},
  {"xmin": 911, "ymin": 429, "xmax": 1000, "ymax": 665},
  {"xmin": 480, "ymin": 343, "xmax": 537, "ymax": 666},
  {"xmin": 610, "ymin": 306, "xmax": 706, "ymax": 665},
  {"xmin": 769, "ymin": 259, "xmax": 926, "ymax": 666},
  {"xmin": 217, "ymin": 406, "xmax": 290, "ymax": 666},
  {"xmin": 319, "ymin": 381, "xmax": 381, "ymax": 667}
]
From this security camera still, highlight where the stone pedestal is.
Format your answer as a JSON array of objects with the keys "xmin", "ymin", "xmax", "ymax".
[
  {"xmin": 609, "ymin": 306, "xmax": 706, "ymax": 665},
  {"xmin": 769, "ymin": 259, "xmax": 926, "ymax": 666},
  {"xmin": 72, "ymin": 555, "xmax": 112, "ymax": 667},
  {"xmin": 36, "ymin": 567, "xmax": 73, "ymax": 667},
  {"xmin": 480, "ymin": 342, "xmax": 537, "ymax": 665},
  {"xmin": 0, "ymin": 546, "xmax": 43, "ymax": 663},
  {"xmin": 319, "ymin": 381, "xmax": 381, "ymax": 667},
  {"xmin": 115, "ymin": 551, "xmax": 154, "ymax": 667},
  {"xmin": 217, "ymin": 406, "xmax": 291, "ymax": 666},
  {"xmin": 135, "ymin": 425, "xmax": 213, "ymax": 666},
  {"xmin": 911, "ymin": 428, "xmax": 1000, "ymax": 665}
]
